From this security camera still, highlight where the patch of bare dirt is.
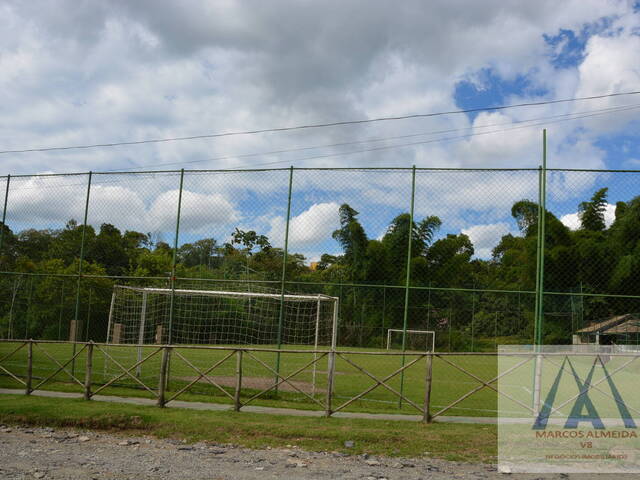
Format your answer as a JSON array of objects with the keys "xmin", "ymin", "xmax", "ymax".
[{"xmin": 179, "ymin": 376, "xmax": 314, "ymax": 393}]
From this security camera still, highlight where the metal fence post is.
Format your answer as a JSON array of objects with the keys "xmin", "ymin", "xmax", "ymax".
[
  {"xmin": 25, "ymin": 340, "xmax": 33, "ymax": 395},
  {"xmin": 399, "ymin": 165, "xmax": 416, "ymax": 408},
  {"xmin": 71, "ymin": 172, "xmax": 92, "ymax": 376},
  {"xmin": 538, "ymin": 130, "xmax": 547, "ymax": 346},
  {"xmin": 158, "ymin": 346, "xmax": 171, "ymax": 407},
  {"xmin": 275, "ymin": 166, "xmax": 294, "ymax": 390},
  {"xmin": 0, "ymin": 174, "xmax": 10, "ymax": 260},
  {"xmin": 168, "ymin": 169, "xmax": 185, "ymax": 345},
  {"xmin": 533, "ymin": 353, "xmax": 543, "ymax": 417},
  {"xmin": 84, "ymin": 342, "xmax": 93, "ymax": 400},
  {"xmin": 423, "ymin": 353, "xmax": 433, "ymax": 422},
  {"xmin": 534, "ymin": 130, "xmax": 547, "ymax": 347},
  {"xmin": 165, "ymin": 169, "xmax": 184, "ymax": 392},
  {"xmin": 234, "ymin": 349, "xmax": 243, "ymax": 411}
]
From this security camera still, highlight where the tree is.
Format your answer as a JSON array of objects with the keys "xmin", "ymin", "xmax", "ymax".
[
  {"xmin": 316, "ymin": 253, "xmax": 338, "ymax": 271},
  {"xmin": 579, "ymin": 188, "xmax": 608, "ymax": 231},
  {"xmin": 16, "ymin": 228, "xmax": 54, "ymax": 263},
  {"xmin": 511, "ymin": 200, "xmax": 539, "ymax": 236},
  {"xmin": 608, "ymin": 196, "xmax": 640, "ymax": 295},
  {"xmin": 332, "ymin": 204, "xmax": 368, "ymax": 280},
  {"xmin": 425, "ymin": 233, "xmax": 474, "ymax": 287},
  {"xmin": 381, "ymin": 213, "xmax": 442, "ymax": 283},
  {"xmin": 47, "ymin": 220, "xmax": 96, "ymax": 266},
  {"xmin": 416, "ymin": 216, "xmax": 443, "ymax": 255},
  {"xmin": 92, "ymin": 224, "xmax": 128, "ymax": 275},
  {"xmin": 230, "ymin": 229, "xmax": 271, "ymax": 255},
  {"xmin": 179, "ymin": 238, "xmax": 218, "ymax": 268}
]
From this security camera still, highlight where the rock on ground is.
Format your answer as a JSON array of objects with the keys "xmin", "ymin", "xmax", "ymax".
[{"xmin": 0, "ymin": 425, "xmax": 623, "ymax": 479}]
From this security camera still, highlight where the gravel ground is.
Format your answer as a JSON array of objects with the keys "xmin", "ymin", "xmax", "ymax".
[{"xmin": 0, "ymin": 425, "xmax": 622, "ymax": 479}]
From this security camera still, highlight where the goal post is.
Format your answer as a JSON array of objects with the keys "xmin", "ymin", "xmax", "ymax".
[
  {"xmin": 386, "ymin": 329, "xmax": 435, "ymax": 352},
  {"xmin": 105, "ymin": 285, "xmax": 339, "ymax": 390},
  {"xmin": 107, "ymin": 285, "xmax": 339, "ymax": 348}
]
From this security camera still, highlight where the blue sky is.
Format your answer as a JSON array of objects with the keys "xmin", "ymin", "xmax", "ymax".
[{"xmin": 0, "ymin": 1, "xmax": 639, "ymax": 261}]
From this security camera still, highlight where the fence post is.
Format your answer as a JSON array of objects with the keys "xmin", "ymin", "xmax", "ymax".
[
  {"xmin": 234, "ymin": 349, "xmax": 243, "ymax": 412},
  {"xmin": 325, "ymin": 350, "xmax": 336, "ymax": 417},
  {"xmin": 0, "ymin": 174, "xmax": 10, "ymax": 260},
  {"xmin": 84, "ymin": 342, "xmax": 93, "ymax": 400},
  {"xmin": 423, "ymin": 353, "xmax": 433, "ymax": 422},
  {"xmin": 71, "ymin": 171, "xmax": 92, "ymax": 376},
  {"xmin": 534, "ymin": 130, "xmax": 547, "ymax": 347},
  {"xmin": 25, "ymin": 340, "xmax": 33, "ymax": 395},
  {"xmin": 164, "ymin": 169, "xmax": 184, "ymax": 393},
  {"xmin": 275, "ymin": 166, "xmax": 294, "ymax": 391},
  {"xmin": 533, "ymin": 353, "xmax": 543, "ymax": 417},
  {"xmin": 157, "ymin": 346, "xmax": 171, "ymax": 407},
  {"xmin": 399, "ymin": 165, "xmax": 416, "ymax": 408},
  {"xmin": 168, "ymin": 168, "xmax": 184, "ymax": 345}
]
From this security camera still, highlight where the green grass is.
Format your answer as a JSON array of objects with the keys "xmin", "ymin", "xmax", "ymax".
[
  {"xmin": 0, "ymin": 341, "xmax": 499, "ymax": 416},
  {"xmin": 498, "ymin": 353, "xmax": 640, "ymax": 419},
  {"xmin": 0, "ymin": 394, "xmax": 497, "ymax": 462}
]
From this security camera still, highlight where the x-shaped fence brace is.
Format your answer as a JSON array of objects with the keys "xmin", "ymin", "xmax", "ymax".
[
  {"xmin": 240, "ymin": 351, "xmax": 328, "ymax": 409},
  {"xmin": 541, "ymin": 354, "xmax": 640, "ymax": 419},
  {"xmin": 32, "ymin": 342, "xmax": 86, "ymax": 391},
  {"xmin": 165, "ymin": 349, "xmax": 237, "ymax": 404},
  {"xmin": 0, "ymin": 341, "xmax": 27, "ymax": 386},
  {"xmin": 332, "ymin": 353, "xmax": 426, "ymax": 415},
  {"xmin": 16, "ymin": 342, "xmax": 631, "ymax": 423},
  {"xmin": 91, "ymin": 345, "xmax": 161, "ymax": 398},
  {"xmin": 431, "ymin": 354, "xmax": 535, "ymax": 419}
]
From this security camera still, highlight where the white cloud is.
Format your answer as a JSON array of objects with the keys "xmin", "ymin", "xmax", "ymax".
[
  {"xmin": 149, "ymin": 190, "xmax": 239, "ymax": 234},
  {"xmin": 0, "ymin": 1, "xmax": 637, "ymax": 175},
  {"xmin": 461, "ymin": 222, "xmax": 514, "ymax": 259},
  {"xmin": 0, "ymin": 1, "xmax": 638, "ymax": 245},
  {"xmin": 268, "ymin": 202, "xmax": 340, "ymax": 248},
  {"xmin": 560, "ymin": 203, "xmax": 616, "ymax": 230},
  {"xmin": 4, "ymin": 175, "xmax": 239, "ymax": 237}
]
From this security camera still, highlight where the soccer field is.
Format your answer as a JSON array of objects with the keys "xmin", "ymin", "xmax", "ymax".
[{"xmin": 0, "ymin": 341, "xmax": 502, "ymax": 417}]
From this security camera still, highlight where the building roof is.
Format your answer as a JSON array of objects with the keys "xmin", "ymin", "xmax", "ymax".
[
  {"xmin": 604, "ymin": 321, "xmax": 640, "ymax": 334},
  {"xmin": 577, "ymin": 314, "xmax": 640, "ymax": 334}
]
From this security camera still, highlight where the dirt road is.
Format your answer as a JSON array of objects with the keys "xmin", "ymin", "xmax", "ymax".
[{"xmin": 0, "ymin": 425, "xmax": 621, "ymax": 479}]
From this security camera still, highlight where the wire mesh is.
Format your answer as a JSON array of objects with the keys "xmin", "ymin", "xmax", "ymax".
[{"xmin": 0, "ymin": 166, "xmax": 638, "ymax": 416}]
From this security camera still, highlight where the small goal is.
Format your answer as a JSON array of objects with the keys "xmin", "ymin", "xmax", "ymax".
[{"xmin": 386, "ymin": 329, "xmax": 435, "ymax": 352}]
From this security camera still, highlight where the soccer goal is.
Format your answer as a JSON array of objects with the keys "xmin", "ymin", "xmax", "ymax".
[
  {"xmin": 386, "ymin": 329, "xmax": 435, "ymax": 352},
  {"xmin": 107, "ymin": 285, "xmax": 339, "ymax": 348},
  {"xmin": 104, "ymin": 285, "xmax": 339, "ymax": 389}
]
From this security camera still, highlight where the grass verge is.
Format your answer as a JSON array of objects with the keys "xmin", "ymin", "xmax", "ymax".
[{"xmin": 0, "ymin": 394, "xmax": 496, "ymax": 463}]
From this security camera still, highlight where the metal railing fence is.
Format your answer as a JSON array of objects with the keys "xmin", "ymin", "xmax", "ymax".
[{"xmin": 2, "ymin": 339, "xmax": 639, "ymax": 420}]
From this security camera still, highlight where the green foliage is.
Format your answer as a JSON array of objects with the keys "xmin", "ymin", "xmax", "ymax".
[
  {"xmin": 579, "ymin": 187, "xmax": 608, "ymax": 231},
  {"xmin": 1, "ymin": 184, "xmax": 640, "ymax": 350},
  {"xmin": 332, "ymin": 204, "xmax": 368, "ymax": 280}
]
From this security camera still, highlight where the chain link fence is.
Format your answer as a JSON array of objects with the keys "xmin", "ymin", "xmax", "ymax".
[
  {"xmin": 0, "ymin": 167, "xmax": 639, "ymax": 349},
  {"xmin": 0, "ymin": 166, "xmax": 639, "ymax": 415}
]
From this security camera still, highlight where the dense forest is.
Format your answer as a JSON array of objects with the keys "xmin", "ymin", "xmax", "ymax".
[{"xmin": 0, "ymin": 187, "xmax": 639, "ymax": 350}]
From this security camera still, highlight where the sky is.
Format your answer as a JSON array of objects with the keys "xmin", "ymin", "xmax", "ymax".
[{"xmin": 0, "ymin": 0, "xmax": 639, "ymax": 261}]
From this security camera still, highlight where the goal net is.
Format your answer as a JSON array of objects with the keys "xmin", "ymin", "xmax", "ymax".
[
  {"xmin": 386, "ymin": 329, "xmax": 435, "ymax": 352},
  {"xmin": 102, "ymin": 285, "xmax": 339, "ymax": 393},
  {"xmin": 107, "ymin": 285, "xmax": 338, "ymax": 348}
]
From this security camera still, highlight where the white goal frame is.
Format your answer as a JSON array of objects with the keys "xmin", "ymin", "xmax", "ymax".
[
  {"xmin": 107, "ymin": 286, "xmax": 339, "ymax": 346},
  {"xmin": 386, "ymin": 329, "xmax": 436, "ymax": 352},
  {"xmin": 106, "ymin": 285, "xmax": 339, "ymax": 388}
]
